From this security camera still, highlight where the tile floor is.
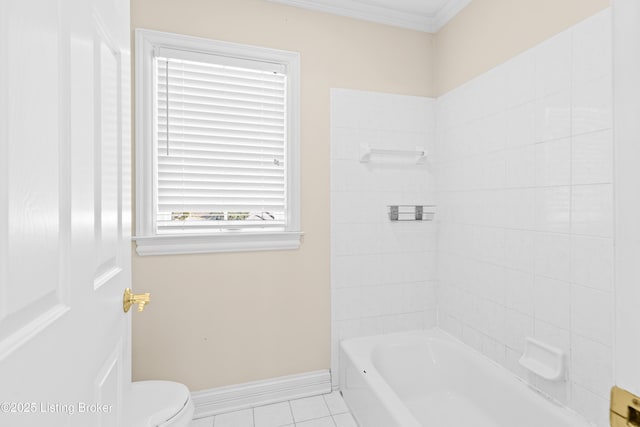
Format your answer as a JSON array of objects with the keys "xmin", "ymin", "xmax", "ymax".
[{"xmin": 189, "ymin": 391, "xmax": 357, "ymax": 427}]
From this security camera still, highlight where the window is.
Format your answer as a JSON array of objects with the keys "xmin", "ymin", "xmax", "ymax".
[{"xmin": 134, "ymin": 29, "xmax": 301, "ymax": 255}]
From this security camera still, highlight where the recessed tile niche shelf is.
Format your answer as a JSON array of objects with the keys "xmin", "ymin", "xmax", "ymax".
[
  {"xmin": 518, "ymin": 337, "xmax": 565, "ymax": 381},
  {"xmin": 388, "ymin": 205, "xmax": 436, "ymax": 221}
]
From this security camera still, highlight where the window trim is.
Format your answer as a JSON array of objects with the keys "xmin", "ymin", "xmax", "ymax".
[{"xmin": 133, "ymin": 29, "xmax": 301, "ymax": 256}]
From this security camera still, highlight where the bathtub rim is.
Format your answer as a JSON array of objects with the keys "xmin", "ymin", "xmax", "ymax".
[{"xmin": 339, "ymin": 327, "xmax": 593, "ymax": 427}]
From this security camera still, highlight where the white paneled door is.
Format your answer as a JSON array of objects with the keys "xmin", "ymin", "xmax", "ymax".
[{"xmin": 0, "ymin": 0, "xmax": 131, "ymax": 426}]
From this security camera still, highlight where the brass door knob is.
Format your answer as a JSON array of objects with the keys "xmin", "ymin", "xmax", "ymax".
[{"xmin": 123, "ymin": 288, "xmax": 151, "ymax": 313}]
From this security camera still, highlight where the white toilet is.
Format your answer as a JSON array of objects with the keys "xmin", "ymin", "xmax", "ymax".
[{"xmin": 127, "ymin": 380, "xmax": 194, "ymax": 427}]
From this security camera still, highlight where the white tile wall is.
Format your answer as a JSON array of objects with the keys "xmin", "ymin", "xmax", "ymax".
[
  {"xmin": 435, "ymin": 9, "xmax": 613, "ymax": 427},
  {"xmin": 330, "ymin": 89, "xmax": 437, "ymax": 388}
]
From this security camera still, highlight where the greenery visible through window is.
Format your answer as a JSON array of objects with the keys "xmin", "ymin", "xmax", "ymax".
[{"xmin": 169, "ymin": 211, "xmax": 276, "ymax": 221}]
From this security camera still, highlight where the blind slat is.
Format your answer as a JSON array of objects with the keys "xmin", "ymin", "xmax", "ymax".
[
  {"xmin": 158, "ymin": 149, "xmax": 284, "ymax": 156},
  {"xmin": 157, "ymin": 110, "xmax": 284, "ymax": 127},
  {"xmin": 159, "ymin": 203, "xmax": 284, "ymax": 211},
  {"xmin": 158, "ymin": 86, "xmax": 285, "ymax": 106},
  {"xmin": 158, "ymin": 157, "xmax": 284, "ymax": 168},
  {"xmin": 158, "ymin": 123, "xmax": 284, "ymax": 136},
  {"xmin": 154, "ymin": 135, "xmax": 284, "ymax": 149},
  {"xmin": 158, "ymin": 172, "xmax": 284, "ymax": 181},
  {"xmin": 157, "ymin": 93, "xmax": 285, "ymax": 111},
  {"xmin": 158, "ymin": 133, "xmax": 284, "ymax": 145},
  {"xmin": 156, "ymin": 142, "xmax": 284, "ymax": 155},
  {"xmin": 158, "ymin": 173, "xmax": 284, "ymax": 181},
  {"xmin": 159, "ymin": 186, "xmax": 284, "ymax": 195},
  {"xmin": 158, "ymin": 78, "xmax": 285, "ymax": 98}
]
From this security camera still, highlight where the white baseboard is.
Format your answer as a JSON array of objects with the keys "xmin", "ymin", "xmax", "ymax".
[{"xmin": 191, "ymin": 370, "xmax": 332, "ymax": 419}]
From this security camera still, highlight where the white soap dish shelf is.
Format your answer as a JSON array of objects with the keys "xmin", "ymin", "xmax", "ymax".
[
  {"xmin": 518, "ymin": 337, "xmax": 565, "ymax": 381},
  {"xmin": 359, "ymin": 143, "xmax": 427, "ymax": 164}
]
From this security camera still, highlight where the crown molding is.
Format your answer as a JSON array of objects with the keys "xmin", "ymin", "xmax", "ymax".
[
  {"xmin": 265, "ymin": 0, "xmax": 472, "ymax": 33},
  {"xmin": 432, "ymin": 0, "xmax": 472, "ymax": 31}
]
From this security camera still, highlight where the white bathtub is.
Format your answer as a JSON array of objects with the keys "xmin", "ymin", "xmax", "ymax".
[{"xmin": 339, "ymin": 329, "xmax": 592, "ymax": 427}]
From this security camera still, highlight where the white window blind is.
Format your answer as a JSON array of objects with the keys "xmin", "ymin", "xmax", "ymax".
[{"xmin": 154, "ymin": 52, "xmax": 288, "ymax": 234}]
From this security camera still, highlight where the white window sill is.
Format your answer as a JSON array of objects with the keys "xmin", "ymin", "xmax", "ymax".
[{"xmin": 133, "ymin": 231, "xmax": 303, "ymax": 256}]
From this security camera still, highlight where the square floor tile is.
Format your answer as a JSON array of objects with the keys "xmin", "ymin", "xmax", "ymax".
[
  {"xmin": 290, "ymin": 395, "xmax": 331, "ymax": 422},
  {"xmin": 296, "ymin": 417, "xmax": 336, "ymax": 427},
  {"xmin": 253, "ymin": 402, "xmax": 293, "ymax": 427},
  {"xmin": 333, "ymin": 413, "xmax": 357, "ymax": 427},
  {"xmin": 215, "ymin": 408, "xmax": 254, "ymax": 427},
  {"xmin": 323, "ymin": 392, "xmax": 348, "ymax": 415},
  {"xmin": 190, "ymin": 417, "xmax": 214, "ymax": 427}
]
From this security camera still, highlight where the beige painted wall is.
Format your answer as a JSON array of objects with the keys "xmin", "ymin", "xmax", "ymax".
[
  {"xmin": 130, "ymin": 0, "xmax": 434, "ymax": 391},
  {"xmin": 434, "ymin": 0, "xmax": 610, "ymax": 95}
]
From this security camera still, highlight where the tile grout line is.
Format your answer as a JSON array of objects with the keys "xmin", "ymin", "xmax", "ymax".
[{"xmin": 287, "ymin": 399, "xmax": 295, "ymax": 426}]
